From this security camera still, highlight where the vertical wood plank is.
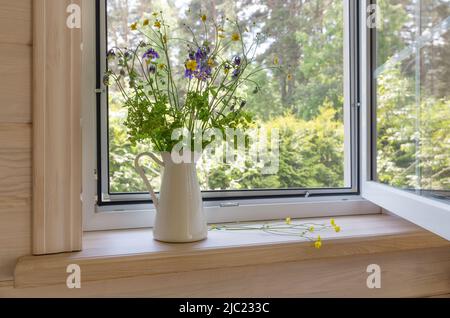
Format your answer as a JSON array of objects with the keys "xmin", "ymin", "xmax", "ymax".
[{"xmin": 33, "ymin": 0, "xmax": 82, "ymax": 254}]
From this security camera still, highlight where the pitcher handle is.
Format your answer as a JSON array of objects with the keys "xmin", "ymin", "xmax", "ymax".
[{"xmin": 134, "ymin": 152, "xmax": 164, "ymax": 210}]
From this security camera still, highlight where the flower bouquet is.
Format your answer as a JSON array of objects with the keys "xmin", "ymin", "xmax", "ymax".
[{"xmin": 105, "ymin": 11, "xmax": 272, "ymax": 242}]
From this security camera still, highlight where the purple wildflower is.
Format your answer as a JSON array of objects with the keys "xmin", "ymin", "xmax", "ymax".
[
  {"xmin": 233, "ymin": 56, "xmax": 241, "ymax": 66},
  {"xmin": 143, "ymin": 48, "xmax": 159, "ymax": 60},
  {"xmin": 184, "ymin": 68, "xmax": 194, "ymax": 79}
]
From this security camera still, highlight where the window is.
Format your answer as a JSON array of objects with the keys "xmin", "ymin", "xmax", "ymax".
[
  {"xmin": 372, "ymin": 0, "xmax": 450, "ymax": 203},
  {"xmin": 95, "ymin": 0, "xmax": 360, "ymax": 205},
  {"xmin": 361, "ymin": 0, "xmax": 450, "ymax": 240}
]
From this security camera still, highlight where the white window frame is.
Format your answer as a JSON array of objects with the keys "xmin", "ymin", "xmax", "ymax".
[
  {"xmin": 359, "ymin": 0, "xmax": 450, "ymax": 240},
  {"xmin": 82, "ymin": 0, "xmax": 380, "ymax": 231}
]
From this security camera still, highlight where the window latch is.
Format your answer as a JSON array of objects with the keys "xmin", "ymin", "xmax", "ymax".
[{"xmin": 219, "ymin": 202, "xmax": 240, "ymax": 208}]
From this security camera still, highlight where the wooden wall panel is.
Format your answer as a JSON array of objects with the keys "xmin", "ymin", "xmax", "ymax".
[
  {"xmin": 0, "ymin": 44, "xmax": 32, "ymax": 123},
  {"xmin": 0, "ymin": 0, "xmax": 32, "ymax": 45},
  {"xmin": 0, "ymin": 0, "xmax": 32, "ymax": 281},
  {"xmin": 0, "ymin": 124, "xmax": 32, "ymax": 280}
]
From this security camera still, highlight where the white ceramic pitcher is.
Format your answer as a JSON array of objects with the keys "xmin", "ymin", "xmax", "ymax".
[{"xmin": 134, "ymin": 152, "xmax": 208, "ymax": 243}]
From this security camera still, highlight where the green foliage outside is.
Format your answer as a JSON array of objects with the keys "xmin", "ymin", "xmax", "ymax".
[{"xmin": 107, "ymin": 0, "xmax": 449, "ymax": 196}]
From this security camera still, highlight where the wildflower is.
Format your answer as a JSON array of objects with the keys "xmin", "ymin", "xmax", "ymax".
[
  {"xmin": 314, "ymin": 235, "xmax": 322, "ymax": 249},
  {"xmin": 195, "ymin": 46, "xmax": 209, "ymax": 60},
  {"xmin": 285, "ymin": 217, "xmax": 291, "ymax": 225},
  {"xmin": 224, "ymin": 64, "xmax": 231, "ymax": 74},
  {"xmin": 148, "ymin": 64, "xmax": 156, "ymax": 74},
  {"xmin": 334, "ymin": 226, "xmax": 341, "ymax": 233},
  {"xmin": 143, "ymin": 19, "xmax": 149, "ymax": 26},
  {"xmin": 186, "ymin": 59, "xmax": 197, "ymax": 72},
  {"xmin": 143, "ymin": 48, "xmax": 159, "ymax": 60},
  {"xmin": 231, "ymin": 33, "xmax": 240, "ymax": 41},
  {"xmin": 233, "ymin": 56, "xmax": 241, "ymax": 66},
  {"xmin": 106, "ymin": 49, "xmax": 116, "ymax": 60},
  {"xmin": 287, "ymin": 73, "xmax": 293, "ymax": 81},
  {"xmin": 154, "ymin": 20, "xmax": 161, "ymax": 28},
  {"xmin": 185, "ymin": 68, "xmax": 194, "ymax": 79},
  {"xmin": 309, "ymin": 226, "xmax": 314, "ymax": 232},
  {"xmin": 314, "ymin": 240, "xmax": 322, "ymax": 249},
  {"xmin": 130, "ymin": 22, "xmax": 137, "ymax": 30},
  {"xmin": 158, "ymin": 63, "xmax": 165, "ymax": 70},
  {"xmin": 331, "ymin": 219, "xmax": 336, "ymax": 226},
  {"xmin": 201, "ymin": 14, "xmax": 207, "ymax": 22},
  {"xmin": 207, "ymin": 58, "xmax": 216, "ymax": 67}
]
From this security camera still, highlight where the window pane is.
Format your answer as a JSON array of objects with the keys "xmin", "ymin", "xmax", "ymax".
[
  {"xmin": 375, "ymin": 0, "xmax": 450, "ymax": 202},
  {"xmin": 106, "ymin": 0, "xmax": 348, "ymax": 194}
]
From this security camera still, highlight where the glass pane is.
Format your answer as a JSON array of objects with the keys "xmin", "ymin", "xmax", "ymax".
[
  {"xmin": 106, "ymin": 0, "xmax": 348, "ymax": 194},
  {"xmin": 375, "ymin": 0, "xmax": 450, "ymax": 202}
]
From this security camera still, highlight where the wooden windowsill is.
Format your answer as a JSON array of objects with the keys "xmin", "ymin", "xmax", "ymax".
[{"xmin": 14, "ymin": 214, "xmax": 450, "ymax": 289}]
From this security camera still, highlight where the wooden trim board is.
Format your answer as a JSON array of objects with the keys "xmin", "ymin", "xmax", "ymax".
[{"xmin": 32, "ymin": 0, "xmax": 82, "ymax": 255}]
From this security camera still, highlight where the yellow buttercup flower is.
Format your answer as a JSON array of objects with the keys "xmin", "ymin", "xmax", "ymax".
[
  {"xmin": 158, "ymin": 63, "xmax": 165, "ymax": 70},
  {"xmin": 143, "ymin": 19, "xmax": 149, "ymax": 26},
  {"xmin": 334, "ymin": 226, "xmax": 341, "ymax": 233},
  {"xmin": 201, "ymin": 14, "xmax": 207, "ymax": 22},
  {"xmin": 285, "ymin": 217, "xmax": 291, "ymax": 225},
  {"xmin": 309, "ymin": 226, "xmax": 314, "ymax": 232},
  {"xmin": 186, "ymin": 59, "xmax": 197, "ymax": 71},
  {"xmin": 154, "ymin": 20, "xmax": 161, "ymax": 28},
  {"xmin": 130, "ymin": 22, "xmax": 138, "ymax": 31},
  {"xmin": 231, "ymin": 33, "xmax": 240, "ymax": 41},
  {"xmin": 330, "ymin": 218, "xmax": 336, "ymax": 226},
  {"xmin": 314, "ymin": 240, "xmax": 322, "ymax": 249}
]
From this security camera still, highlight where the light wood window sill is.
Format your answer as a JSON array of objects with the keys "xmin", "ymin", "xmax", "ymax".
[{"xmin": 14, "ymin": 214, "xmax": 450, "ymax": 289}]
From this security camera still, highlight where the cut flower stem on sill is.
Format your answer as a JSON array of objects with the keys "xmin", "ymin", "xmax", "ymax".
[{"xmin": 210, "ymin": 218, "xmax": 342, "ymax": 249}]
